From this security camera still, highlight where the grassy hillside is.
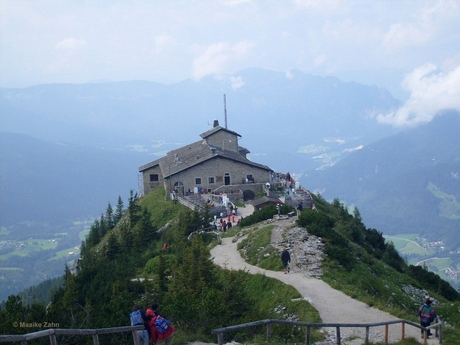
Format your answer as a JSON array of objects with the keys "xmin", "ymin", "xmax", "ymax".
[
  {"xmin": 3, "ymin": 188, "xmax": 460, "ymax": 344},
  {"xmin": 228, "ymin": 193, "xmax": 460, "ymax": 344}
]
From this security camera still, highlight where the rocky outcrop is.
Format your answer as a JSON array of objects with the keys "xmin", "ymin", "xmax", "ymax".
[{"xmin": 272, "ymin": 224, "xmax": 325, "ymax": 278}]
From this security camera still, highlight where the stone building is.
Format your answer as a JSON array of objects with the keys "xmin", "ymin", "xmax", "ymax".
[{"xmin": 139, "ymin": 120, "xmax": 273, "ymax": 200}]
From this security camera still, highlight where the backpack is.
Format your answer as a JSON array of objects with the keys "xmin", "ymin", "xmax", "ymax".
[
  {"xmin": 422, "ymin": 305, "xmax": 434, "ymax": 321},
  {"xmin": 130, "ymin": 309, "xmax": 144, "ymax": 326},
  {"xmin": 153, "ymin": 316, "xmax": 171, "ymax": 333}
]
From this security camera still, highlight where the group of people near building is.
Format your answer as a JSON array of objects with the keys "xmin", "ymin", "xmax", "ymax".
[{"xmin": 130, "ymin": 303, "xmax": 175, "ymax": 345}]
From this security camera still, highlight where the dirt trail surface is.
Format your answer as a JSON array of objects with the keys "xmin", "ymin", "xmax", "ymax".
[{"xmin": 205, "ymin": 215, "xmax": 438, "ymax": 345}]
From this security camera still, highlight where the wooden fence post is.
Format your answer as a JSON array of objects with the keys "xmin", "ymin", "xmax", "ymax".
[
  {"xmin": 217, "ymin": 332, "xmax": 224, "ymax": 345},
  {"xmin": 305, "ymin": 325, "xmax": 311, "ymax": 345},
  {"xmin": 92, "ymin": 334, "xmax": 100, "ymax": 345},
  {"xmin": 384, "ymin": 324, "xmax": 388, "ymax": 343},
  {"xmin": 401, "ymin": 322, "xmax": 405, "ymax": 340},
  {"xmin": 132, "ymin": 330, "xmax": 139, "ymax": 345},
  {"xmin": 266, "ymin": 322, "xmax": 272, "ymax": 342},
  {"xmin": 48, "ymin": 333, "xmax": 57, "ymax": 345}
]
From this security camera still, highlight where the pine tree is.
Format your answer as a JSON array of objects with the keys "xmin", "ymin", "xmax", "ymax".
[
  {"xmin": 114, "ymin": 195, "xmax": 124, "ymax": 224},
  {"xmin": 99, "ymin": 213, "xmax": 108, "ymax": 238},
  {"xmin": 163, "ymin": 236, "xmax": 223, "ymax": 333},
  {"xmin": 128, "ymin": 190, "xmax": 141, "ymax": 226},
  {"xmin": 86, "ymin": 219, "xmax": 101, "ymax": 247},
  {"xmin": 106, "ymin": 202, "xmax": 114, "ymax": 229},
  {"xmin": 105, "ymin": 232, "xmax": 120, "ymax": 260}
]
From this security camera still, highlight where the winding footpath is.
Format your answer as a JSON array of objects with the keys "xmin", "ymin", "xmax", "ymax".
[{"xmin": 209, "ymin": 217, "xmax": 437, "ymax": 345}]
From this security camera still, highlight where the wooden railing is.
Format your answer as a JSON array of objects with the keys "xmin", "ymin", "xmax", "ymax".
[
  {"xmin": 0, "ymin": 318, "xmax": 442, "ymax": 345},
  {"xmin": 211, "ymin": 318, "xmax": 443, "ymax": 345},
  {"xmin": 0, "ymin": 325, "xmax": 144, "ymax": 345}
]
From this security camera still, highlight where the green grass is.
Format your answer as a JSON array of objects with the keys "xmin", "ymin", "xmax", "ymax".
[
  {"xmin": 0, "ymin": 239, "xmax": 58, "ymax": 260},
  {"xmin": 385, "ymin": 235, "xmax": 435, "ymax": 256},
  {"xmin": 140, "ymin": 187, "xmax": 186, "ymax": 228},
  {"xmin": 427, "ymin": 182, "xmax": 460, "ymax": 219},
  {"xmin": 237, "ymin": 225, "xmax": 283, "ymax": 271},
  {"xmin": 48, "ymin": 247, "xmax": 80, "ymax": 261},
  {"xmin": 231, "ymin": 216, "xmax": 460, "ymax": 344}
]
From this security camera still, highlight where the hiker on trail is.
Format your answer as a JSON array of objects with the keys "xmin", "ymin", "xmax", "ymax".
[
  {"xmin": 130, "ymin": 304, "xmax": 149, "ymax": 345},
  {"xmin": 418, "ymin": 296, "xmax": 436, "ymax": 338},
  {"xmin": 149, "ymin": 314, "xmax": 176, "ymax": 345},
  {"xmin": 281, "ymin": 248, "xmax": 291, "ymax": 274},
  {"xmin": 296, "ymin": 201, "xmax": 303, "ymax": 217},
  {"xmin": 146, "ymin": 303, "xmax": 163, "ymax": 318}
]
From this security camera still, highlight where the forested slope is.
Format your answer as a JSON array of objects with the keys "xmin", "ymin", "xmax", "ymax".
[{"xmin": 2, "ymin": 188, "xmax": 459, "ymax": 344}]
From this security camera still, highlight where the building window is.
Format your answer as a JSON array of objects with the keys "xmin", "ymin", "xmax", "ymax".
[
  {"xmin": 208, "ymin": 177, "xmax": 215, "ymax": 184},
  {"xmin": 195, "ymin": 177, "xmax": 202, "ymax": 185},
  {"xmin": 150, "ymin": 174, "xmax": 159, "ymax": 182}
]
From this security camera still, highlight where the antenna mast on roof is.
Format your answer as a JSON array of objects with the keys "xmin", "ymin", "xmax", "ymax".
[{"xmin": 223, "ymin": 94, "xmax": 228, "ymax": 129}]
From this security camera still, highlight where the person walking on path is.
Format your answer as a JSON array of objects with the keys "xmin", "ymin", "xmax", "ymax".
[
  {"xmin": 130, "ymin": 304, "xmax": 149, "ymax": 345},
  {"xmin": 281, "ymin": 247, "xmax": 291, "ymax": 274},
  {"xmin": 296, "ymin": 201, "xmax": 303, "ymax": 217},
  {"xmin": 418, "ymin": 296, "xmax": 436, "ymax": 338}
]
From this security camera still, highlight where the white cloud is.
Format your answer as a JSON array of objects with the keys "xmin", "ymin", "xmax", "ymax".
[
  {"xmin": 382, "ymin": 23, "xmax": 430, "ymax": 50},
  {"xmin": 230, "ymin": 76, "xmax": 245, "ymax": 90},
  {"xmin": 55, "ymin": 38, "xmax": 87, "ymax": 51},
  {"xmin": 377, "ymin": 64, "xmax": 460, "ymax": 127},
  {"xmin": 191, "ymin": 41, "xmax": 254, "ymax": 80}
]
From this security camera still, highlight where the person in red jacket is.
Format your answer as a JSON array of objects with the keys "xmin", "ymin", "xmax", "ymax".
[{"xmin": 148, "ymin": 315, "xmax": 176, "ymax": 345}]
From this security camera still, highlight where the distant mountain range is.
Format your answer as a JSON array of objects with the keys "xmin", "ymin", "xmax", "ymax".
[
  {"xmin": 0, "ymin": 68, "xmax": 401, "ymax": 174},
  {"xmin": 305, "ymin": 110, "xmax": 460, "ymax": 250}
]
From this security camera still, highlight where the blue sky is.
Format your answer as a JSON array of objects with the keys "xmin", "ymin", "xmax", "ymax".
[{"xmin": 1, "ymin": 0, "xmax": 459, "ymax": 126}]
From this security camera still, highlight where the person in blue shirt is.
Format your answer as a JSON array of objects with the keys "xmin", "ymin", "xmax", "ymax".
[{"xmin": 418, "ymin": 296, "xmax": 436, "ymax": 338}]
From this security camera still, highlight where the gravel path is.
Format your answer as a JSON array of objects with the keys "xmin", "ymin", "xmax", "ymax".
[{"xmin": 206, "ymin": 217, "xmax": 437, "ymax": 345}]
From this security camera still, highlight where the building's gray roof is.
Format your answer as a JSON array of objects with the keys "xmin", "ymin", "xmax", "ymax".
[
  {"xmin": 251, "ymin": 196, "xmax": 281, "ymax": 208},
  {"xmin": 200, "ymin": 125, "xmax": 241, "ymax": 139},
  {"xmin": 139, "ymin": 140, "xmax": 272, "ymax": 177}
]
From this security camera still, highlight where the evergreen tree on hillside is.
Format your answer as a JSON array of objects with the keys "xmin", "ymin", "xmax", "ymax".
[
  {"xmin": 86, "ymin": 219, "xmax": 101, "ymax": 247},
  {"xmin": 163, "ymin": 236, "xmax": 237, "ymax": 334},
  {"xmin": 106, "ymin": 202, "xmax": 114, "ymax": 229},
  {"xmin": 128, "ymin": 190, "xmax": 140, "ymax": 226},
  {"xmin": 99, "ymin": 213, "xmax": 108, "ymax": 238},
  {"xmin": 105, "ymin": 232, "xmax": 120, "ymax": 260},
  {"xmin": 114, "ymin": 195, "xmax": 124, "ymax": 224}
]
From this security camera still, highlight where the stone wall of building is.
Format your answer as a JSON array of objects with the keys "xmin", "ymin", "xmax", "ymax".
[
  {"xmin": 169, "ymin": 156, "xmax": 270, "ymax": 196},
  {"xmin": 142, "ymin": 164, "xmax": 165, "ymax": 195},
  {"xmin": 205, "ymin": 131, "xmax": 239, "ymax": 152}
]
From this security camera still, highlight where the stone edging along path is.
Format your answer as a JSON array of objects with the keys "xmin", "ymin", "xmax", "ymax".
[{"xmin": 209, "ymin": 218, "xmax": 437, "ymax": 344}]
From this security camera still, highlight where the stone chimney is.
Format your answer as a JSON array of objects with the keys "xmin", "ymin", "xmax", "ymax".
[{"xmin": 213, "ymin": 120, "xmax": 219, "ymax": 127}]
